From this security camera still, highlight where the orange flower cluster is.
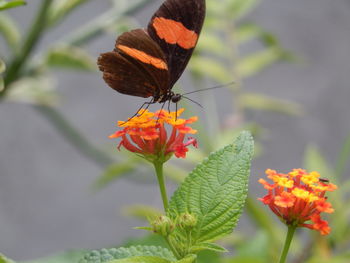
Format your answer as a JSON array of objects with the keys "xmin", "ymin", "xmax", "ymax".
[
  {"xmin": 259, "ymin": 169, "xmax": 337, "ymax": 235},
  {"xmin": 109, "ymin": 108, "xmax": 198, "ymax": 162}
]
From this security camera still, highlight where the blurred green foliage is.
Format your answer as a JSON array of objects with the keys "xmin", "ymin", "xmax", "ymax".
[
  {"xmin": 0, "ymin": 0, "xmax": 349, "ymax": 262},
  {"xmin": 0, "ymin": 0, "xmax": 25, "ymax": 11}
]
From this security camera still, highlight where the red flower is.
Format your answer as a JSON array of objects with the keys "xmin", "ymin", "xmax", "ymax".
[
  {"xmin": 109, "ymin": 108, "xmax": 198, "ymax": 163},
  {"xmin": 258, "ymin": 169, "xmax": 337, "ymax": 235}
]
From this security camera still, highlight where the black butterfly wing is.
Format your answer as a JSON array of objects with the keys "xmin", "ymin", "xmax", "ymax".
[
  {"xmin": 147, "ymin": 0, "xmax": 206, "ymax": 88},
  {"xmin": 98, "ymin": 29, "xmax": 170, "ymax": 100}
]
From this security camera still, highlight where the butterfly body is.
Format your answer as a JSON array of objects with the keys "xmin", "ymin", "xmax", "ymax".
[{"xmin": 98, "ymin": 0, "xmax": 206, "ymax": 104}]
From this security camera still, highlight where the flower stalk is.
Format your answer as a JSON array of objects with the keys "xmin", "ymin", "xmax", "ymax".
[
  {"xmin": 154, "ymin": 161, "xmax": 169, "ymax": 211},
  {"xmin": 278, "ymin": 225, "xmax": 297, "ymax": 263}
]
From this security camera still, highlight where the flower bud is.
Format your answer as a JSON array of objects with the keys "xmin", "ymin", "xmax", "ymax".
[
  {"xmin": 151, "ymin": 215, "xmax": 175, "ymax": 236},
  {"xmin": 178, "ymin": 213, "xmax": 197, "ymax": 231}
]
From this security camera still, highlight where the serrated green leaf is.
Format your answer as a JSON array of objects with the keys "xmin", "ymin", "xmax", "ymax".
[
  {"xmin": 94, "ymin": 161, "xmax": 137, "ymax": 190},
  {"xmin": 46, "ymin": 45, "xmax": 96, "ymax": 71},
  {"xmin": 169, "ymin": 131, "xmax": 254, "ymax": 244},
  {"xmin": 190, "ymin": 242, "xmax": 227, "ymax": 253},
  {"xmin": 79, "ymin": 246, "xmax": 176, "ymax": 263},
  {"xmin": 0, "ymin": 0, "xmax": 26, "ymax": 11},
  {"xmin": 240, "ymin": 92, "xmax": 303, "ymax": 116},
  {"xmin": 189, "ymin": 57, "xmax": 232, "ymax": 83},
  {"xmin": 123, "ymin": 204, "xmax": 162, "ymax": 221},
  {"xmin": 0, "ymin": 254, "xmax": 15, "ymax": 263},
  {"xmin": 228, "ymin": 0, "xmax": 259, "ymax": 20},
  {"xmin": 236, "ymin": 48, "xmax": 283, "ymax": 78},
  {"xmin": 0, "ymin": 14, "xmax": 20, "ymax": 51}
]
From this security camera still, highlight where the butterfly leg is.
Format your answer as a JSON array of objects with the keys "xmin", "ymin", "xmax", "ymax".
[
  {"xmin": 120, "ymin": 98, "xmax": 154, "ymax": 125},
  {"xmin": 156, "ymin": 100, "xmax": 168, "ymax": 123},
  {"xmin": 175, "ymin": 101, "xmax": 178, "ymax": 121}
]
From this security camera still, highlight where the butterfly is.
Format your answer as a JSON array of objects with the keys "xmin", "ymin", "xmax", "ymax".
[{"xmin": 97, "ymin": 0, "xmax": 206, "ymax": 106}]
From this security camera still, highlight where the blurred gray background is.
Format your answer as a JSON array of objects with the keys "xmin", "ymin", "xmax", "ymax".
[{"xmin": 1, "ymin": 0, "xmax": 350, "ymax": 260}]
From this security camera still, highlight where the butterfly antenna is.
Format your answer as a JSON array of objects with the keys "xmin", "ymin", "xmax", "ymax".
[
  {"xmin": 181, "ymin": 81, "xmax": 235, "ymax": 96},
  {"xmin": 181, "ymin": 95, "xmax": 203, "ymax": 108}
]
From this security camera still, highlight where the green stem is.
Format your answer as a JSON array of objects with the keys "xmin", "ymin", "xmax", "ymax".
[
  {"xmin": 2, "ymin": 0, "xmax": 53, "ymax": 96},
  {"xmin": 278, "ymin": 225, "xmax": 297, "ymax": 263},
  {"xmin": 153, "ymin": 161, "xmax": 169, "ymax": 211},
  {"xmin": 165, "ymin": 237, "xmax": 181, "ymax": 260}
]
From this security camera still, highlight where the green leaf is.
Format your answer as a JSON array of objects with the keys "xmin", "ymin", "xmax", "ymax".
[
  {"xmin": 196, "ymin": 33, "xmax": 229, "ymax": 57},
  {"xmin": 0, "ymin": 13, "xmax": 21, "ymax": 51},
  {"xmin": 168, "ymin": 131, "xmax": 254, "ymax": 243},
  {"xmin": 0, "ymin": 0, "xmax": 26, "ymax": 11},
  {"xmin": 93, "ymin": 161, "xmax": 137, "ymax": 190},
  {"xmin": 45, "ymin": 45, "xmax": 96, "ymax": 71},
  {"xmin": 123, "ymin": 204, "xmax": 163, "ymax": 221},
  {"xmin": 110, "ymin": 256, "xmax": 170, "ymax": 263},
  {"xmin": 236, "ymin": 48, "xmax": 284, "ymax": 78},
  {"xmin": 240, "ymin": 92, "xmax": 303, "ymax": 116},
  {"xmin": 190, "ymin": 242, "xmax": 227, "ymax": 253},
  {"xmin": 189, "ymin": 56, "xmax": 232, "ymax": 83},
  {"xmin": 236, "ymin": 23, "xmax": 262, "ymax": 44},
  {"xmin": 175, "ymin": 254, "xmax": 196, "ymax": 263},
  {"xmin": 0, "ymin": 254, "xmax": 15, "ymax": 263},
  {"xmin": 79, "ymin": 246, "xmax": 176, "ymax": 263},
  {"xmin": 228, "ymin": 0, "xmax": 259, "ymax": 20},
  {"xmin": 5, "ymin": 75, "xmax": 57, "ymax": 105},
  {"xmin": 197, "ymin": 250, "xmax": 220, "ymax": 263}
]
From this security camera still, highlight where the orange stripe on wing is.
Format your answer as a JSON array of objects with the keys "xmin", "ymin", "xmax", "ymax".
[
  {"xmin": 153, "ymin": 17, "xmax": 198, "ymax": 49},
  {"xmin": 118, "ymin": 45, "xmax": 168, "ymax": 70}
]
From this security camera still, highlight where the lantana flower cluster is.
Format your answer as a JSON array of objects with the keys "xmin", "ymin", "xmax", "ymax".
[
  {"xmin": 259, "ymin": 168, "xmax": 337, "ymax": 235},
  {"xmin": 109, "ymin": 108, "xmax": 198, "ymax": 163}
]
